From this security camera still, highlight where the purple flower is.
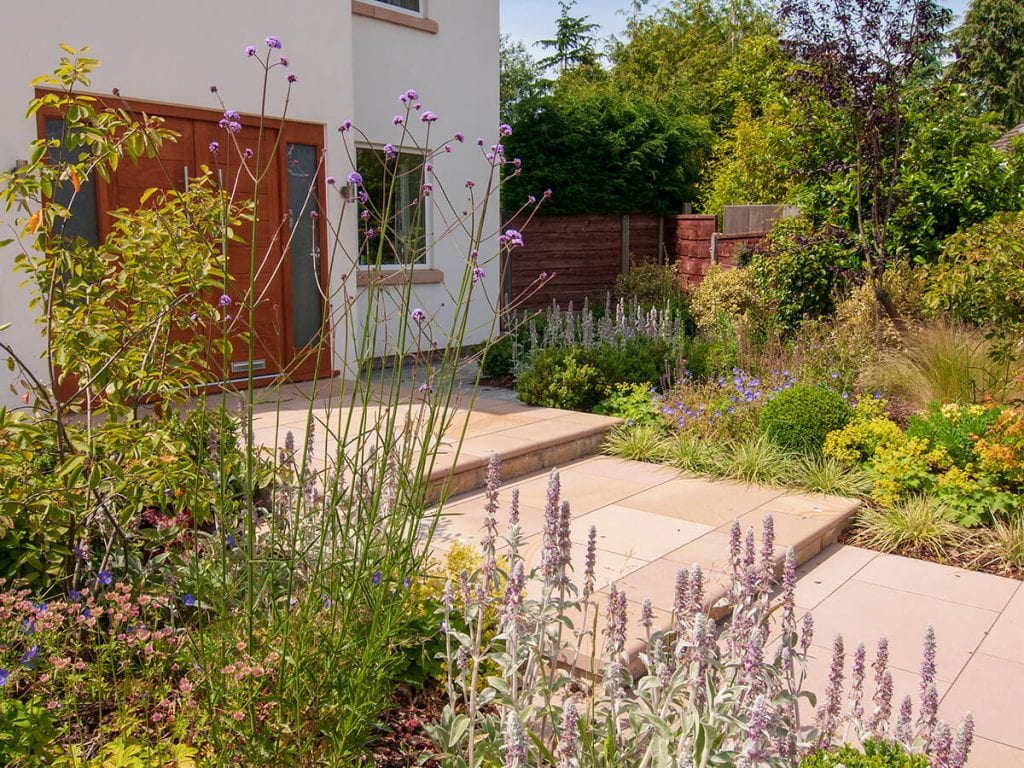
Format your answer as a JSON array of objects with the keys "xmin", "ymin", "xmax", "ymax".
[
  {"xmin": 393, "ymin": 115, "xmax": 404, "ymax": 125},
  {"xmin": 371, "ymin": 570, "xmax": 382, "ymax": 587},
  {"xmin": 287, "ymin": 73, "xmax": 297, "ymax": 83},
  {"xmin": 365, "ymin": 226, "xmax": 376, "ymax": 238},
  {"xmin": 326, "ymin": 176, "xmax": 337, "ymax": 186},
  {"xmin": 224, "ymin": 109, "xmax": 240, "ymax": 122},
  {"xmin": 279, "ymin": 56, "xmax": 289, "ymax": 66},
  {"xmin": 97, "ymin": 570, "xmax": 113, "ymax": 586},
  {"xmin": 464, "ymin": 179, "xmax": 475, "ymax": 189},
  {"xmin": 499, "ymin": 123, "xmax": 513, "ymax": 137},
  {"xmin": 420, "ymin": 110, "xmax": 438, "ymax": 123},
  {"xmin": 68, "ymin": 589, "xmax": 82, "ymax": 603},
  {"xmin": 182, "ymin": 594, "xmax": 197, "ymax": 607},
  {"xmin": 410, "ymin": 307, "xmax": 426, "ymax": 323},
  {"xmin": 265, "ymin": 35, "xmax": 282, "ymax": 49},
  {"xmin": 454, "ymin": 131, "xmax": 465, "ymax": 142},
  {"xmin": 338, "ymin": 120, "xmax": 353, "ymax": 132},
  {"xmin": 245, "ymin": 45, "xmax": 257, "ymax": 57},
  {"xmin": 20, "ymin": 645, "xmax": 38, "ymax": 668},
  {"xmin": 543, "ymin": 188, "xmax": 553, "ymax": 198},
  {"xmin": 500, "ymin": 228, "xmax": 524, "ymax": 248},
  {"xmin": 209, "ymin": 141, "xmax": 220, "ymax": 153},
  {"xmin": 218, "ymin": 294, "xmax": 232, "ymax": 307},
  {"xmin": 472, "ymin": 267, "xmax": 485, "ymax": 283},
  {"xmin": 383, "ymin": 143, "xmax": 396, "ymax": 158},
  {"xmin": 402, "ymin": 89, "xmax": 419, "ymax": 102},
  {"xmin": 421, "ymin": 182, "xmax": 433, "ymax": 195},
  {"xmin": 0, "ymin": 669, "xmax": 7, "ymax": 686},
  {"xmin": 322, "ymin": 596, "xmax": 332, "ymax": 609},
  {"xmin": 209, "ymin": 84, "xmax": 218, "ymax": 93},
  {"xmin": 243, "ymin": 147, "xmax": 254, "ymax": 159},
  {"xmin": 347, "ymin": 171, "xmax": 363, "ymax": 186}
]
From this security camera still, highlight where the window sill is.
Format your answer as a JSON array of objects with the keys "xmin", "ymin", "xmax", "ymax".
[
  {"xmin": 356, "ymin": 268, "xmax": 444, "ymax": 287},
  {"xmin": 352, "ymin": 1, "xmax": 439, "ymax": 34}
]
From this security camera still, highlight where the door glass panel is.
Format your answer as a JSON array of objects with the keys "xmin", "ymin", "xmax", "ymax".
[
  {"xmin": 286, "ymin": 143, "xmax": 323, "ymax": 349},
  {"xmin": 44, "ymin": 117, "xmax": 100, "ymax": 247}
]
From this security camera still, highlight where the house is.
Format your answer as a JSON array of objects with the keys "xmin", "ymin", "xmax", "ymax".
[
  {"xmin": 992, "ymin": 122, "xmax": 1024, "ymax": 153},
  {"xmin": 0, "ymin": 0, "xmax": 500, "ymax": 408}
]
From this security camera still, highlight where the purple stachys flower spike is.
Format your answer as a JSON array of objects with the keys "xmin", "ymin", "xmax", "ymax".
[
  {"xmin": 870, "ymin": 669, "xmax": 894, "ymax": 740},
  {"xmin": 500, "ymin": 560, "xmax": 526, "ymax": 630},
  {"xmin": 849, "ymin": 642, "xmax": 866, "ymax": 724},
  {"xmin": 604, "ymin": 585, "xmax": 628, "ymax": 691},
  {"xmin": 781, "ymin": 548, "xmax": 797, "ymax": 636},
  {"xmin": 815, "ymin": 633, "xmax": 845, "ymax": 750},
  {"xmin": 441, "ymin": 579, "xmax": 454, "ymax": 611},
  {"xmin": 556, "ymin": 699, "xmax": 579, "ymax": 768},
  {"xmin": 557, "ymin": 500, "xmax": 572, "ymax": 577},
  {"xmin": 920, "ymin": 625, "xmax": 939, "ymax": 731},
  {"xmin": 640, "ymin": 598, "xmax": 654, "ymax": 633},
  {"xmin": 503, "ymin": 711, "xmax": 527, "ymax": 768},
  {"xmin": 894, "ymin": 695, "xmax": 914, "ymax": 746},
  {"xmin": 931, "ymin": 720, "xmax": 953, "ymax": 767},
  {"xmin": 743, "ymin": 627, "xmax": 765, "ymax": 694},
  {"xmin": 951, "ymin": 713, "xmax": 974, "ymax": 768},
  {"xmin": 689, "ymin": 563, "xmax": 704, "ymax": 616},
  {"xmin": 541, "ymin": 470, "xmax": 561, "ymax": 581},
  {"xmin": 583, "ymin": 525, "xmax": 597, "ymax": 599},
  {"xmin": 729, "ymin": 519, "xmax": 742, "ymax": 575},
  {"xmin": 673, "ymin": 569, "xmax": 690, "ymax": 634},
  {"xmin": 481, "ymin": 454, "xmax": 501, "ymax": 550},
  {"xmin": 458, "ymin": 569, "xmax": 471, "ymax": 605},
  {"xmin": 744, "ymin": 694, "xmax": 771, "ymax": 764},
  {"xmin": 760, "ymin": 514, "xmax": 775, "ymax": 586},
  {"xmin": 455, "ymin": 644, "xmax": 468, "ymax": 672},
  {"xmin": 799, "ymin": 612, "xmax": 814, "ymax": 653},
  {"xmin": 509, "ymin": 487, "xmax": 520, "ymax": 527}
]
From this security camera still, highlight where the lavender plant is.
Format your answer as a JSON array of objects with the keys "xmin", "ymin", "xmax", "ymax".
[{"xmin": 428, "ymin": 459, "xmax": 974, "ymax": 767}]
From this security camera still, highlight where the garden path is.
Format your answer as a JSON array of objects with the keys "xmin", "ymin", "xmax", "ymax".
[{"xmin": 243, "ymin": 376, "xmax": 1023, "ymax": 766}]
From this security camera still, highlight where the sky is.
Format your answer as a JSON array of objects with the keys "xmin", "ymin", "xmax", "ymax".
[{"xmin": 500, "ymin": 0, "xmax": 974, "ymax": 50}]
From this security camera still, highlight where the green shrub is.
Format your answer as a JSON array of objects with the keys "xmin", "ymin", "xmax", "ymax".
[
  {"xmin": 907, "ymin": 402, "xmax": 1001, "ymax": 468},
  {"xmin": 515, "ymin": 347, "xmax": 605, "ymax": 411},
  {"xmin": 480, "ymin": 334, "xmax": 515, "ymax": 378},
  {"xmin": 759, "ymin": 384, "xmax": 853, "ymax": 453},
  {"xmin": 924, "ymin": 211, "xmax": 1024, "ymax": 337},
  {"xmin": 593, "ymin": 382, "xmax": 661, "ymax": 427},
  {"xmin": 799, "ymin": 739, "xmax": 929, "ymax": 767},
  {"xmin": 614, "ymin": 257, "xmax": 681, "ymax": 310},
  {"xmin": 689, "ymin": 264, "xmax": 766, "ymax": 337},
  {"xmin": 749, "ymin": 217, "xmax": 857, "ymax": 334},
  {"xmin": 592, "ymin": 337, "xmax": 673, "ymax": 388}
]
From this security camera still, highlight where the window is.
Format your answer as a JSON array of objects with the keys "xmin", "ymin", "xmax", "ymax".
[
  {"xmin": 44, "ymin": 117, "xmax": 100, "ymax": 247},
  {"xmin": 286, "ymin": 143, "xmax": 324, "ymax": 348},
  {"xmin": 376, "ymin": 0, "xmax": 420, "ymax": 11},
  {"xmin": 356, "ymin": 146, "xmax": 427, "ymax": 265}
]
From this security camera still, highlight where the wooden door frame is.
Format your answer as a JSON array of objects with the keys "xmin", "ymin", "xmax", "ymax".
[{"xmin": 35, "ymin": 90, "xmax": 335, "ymax": 390}]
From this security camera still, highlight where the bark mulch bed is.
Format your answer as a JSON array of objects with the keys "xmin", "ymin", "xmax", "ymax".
[{"xmin": 362, "ymin": 683, "xmax": 444, "ymax": 767}]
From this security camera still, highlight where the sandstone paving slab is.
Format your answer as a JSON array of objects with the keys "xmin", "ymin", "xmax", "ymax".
[
  {"xmin": 618, "ymin": 476, "xmax": 785, "ymax": 526},
  {"xmin": 806, "ymin": 578, "xmax": 998, "ymax": 683},
  {"xmin": 792, "ymin": 544, "xmax": 878, "ymax": 611},
  {"xmin": 977, "ymin": 583, "xmax": 1024, "ymax": 663},
  {"xmin": 853, "ymin": 553, "xmax": 1020, "ymax": 613},
  {"xmin": 967, "ymin": 737, "xmax": 1024, "ymax": 768},
  {"xmin": 571, "ymin": 505, "xmax": 713, "ymax": 561},
  {"xmin": 940, "ymin": 652, "xmax": 1024, "ymax": 750}
]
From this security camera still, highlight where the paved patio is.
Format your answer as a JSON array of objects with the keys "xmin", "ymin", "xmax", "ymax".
[{"xmin": 245, "ymin": 376, "xmax": 1023, "ymax": 765}]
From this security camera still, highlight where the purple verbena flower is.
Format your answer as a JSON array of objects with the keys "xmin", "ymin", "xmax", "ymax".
[
  {"xmin": 245, "ymin": 45, "xmax": 257, "ymax": 57},
  {"xmin": 265, "ymin": 35, "xmax": 282, "ymax": 49},
  {"xmin": 420, "ymin": 111, "xmax": 438, "ymax": 122},
  {"xmin": 499, "ymin": 123, "xmax": 513, "ymax": 136},
  {"xmin": 410, "ymin": 307, "xmax": 426, "ymax": 323},
  {"xmin": 347, "ymin": 171, "xmax": 363, "ymax": 186},
  {"xmin": 209, "ymin": 141, "xmax": 220, "ymax": 153},
  {"xmin": 218, "ymin": 294, "xmax": 232, "ymax": 307}
]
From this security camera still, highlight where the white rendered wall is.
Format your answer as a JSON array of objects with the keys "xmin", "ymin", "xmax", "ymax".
[
  {"xmin": 350, "ymin": 0, "xmax": 501, "ymax": 357},
  {"xmin": 0, "ymin": 1, "xmax": 356, "ymax": 408}
]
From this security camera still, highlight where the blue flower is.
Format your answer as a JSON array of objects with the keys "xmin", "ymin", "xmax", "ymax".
[
  {"xmin": 68, "ymin": 590, "xmax": 82, "ymax": 603},
  {"xmin": 371, "ymin": 571, "xmax": 383, "ymax": 587},
  {"xmin": 182, "ymin": 594, "xmax": 197, "ymax": 607},
  {"xmin": 97, "ymin": 570, "xmax": 113, "ymax": 586},
  {"xmin": 0, "ymin": 669, "xmax": 8, "ymax": 686},
  {"xmin": 20, "ymin": 645, "xmax": 38, "ymax": 668},
  {"xmin": 226, "ymin": 534, "xmax": 236, "ymax": 550},
  {"xmin": 82, "ymin": 608, "xmax": 93, "ymax": 619}
]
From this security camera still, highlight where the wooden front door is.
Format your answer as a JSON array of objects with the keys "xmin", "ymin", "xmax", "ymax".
[{"xmin": 39, "ymin": 94, "xmax": 333, "ymax": 389}]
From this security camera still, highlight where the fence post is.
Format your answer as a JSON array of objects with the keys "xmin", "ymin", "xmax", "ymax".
[{"xmin": 621, "ymin": 214, "xmax": 630, "ymax": 274}]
